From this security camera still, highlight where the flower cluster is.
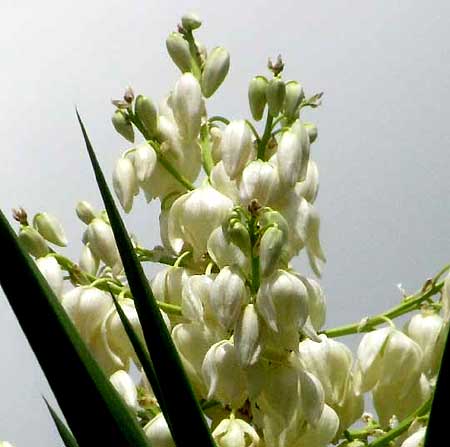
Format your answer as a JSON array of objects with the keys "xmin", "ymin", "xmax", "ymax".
[{"xmin": 11, "ymin": 11, "xmax": 449, "ymax": 447}]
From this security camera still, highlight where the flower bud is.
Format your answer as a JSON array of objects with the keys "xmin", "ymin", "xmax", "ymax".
[
  {"xmin": 256, "ymin": 270, "xmax": 309, "ymax": 351},
  {"xmin": 33, "ymin": 212, "xmax": 67, "ymax": 246},
  {"xmin": 296, "ymin": 160, "xmax": 319, "ymax": 204},
  {"xmin": 220, "ymin": 120, "xmax": 254, "ymax": 179},
  {"xmin": 171, "ymin": 73, "xmax": 203, "ymax": 141},
  {"xmin": 62, "ymin": 287, "xmax": 112, "ymax": 343},
  {"xmin": 79, "ymin": 243, "xmax": 99, "ymax": 276},
  {"xmin": 259, "ymin": 226, "xmax": 286, "ymax": 277},
  {"xmin": 207, "ymin": 225, "xmax": 250, "ymax": 274},
  {"xmin": 76, "ymin": 200, "xmax": 96, "ymax": 224},
  {"xmin": 238, "ymin": 160, "xmax": 281, "ymax": 207},
  {"xmin": 210, "ymin": 266, "xmax": 248, "ymax": 331},
  {"xmin": 113, "ymin": 157, "xmax": 138, "ymax": 213},
  {"xmin": 166, "ymin": 32, "xmax": 192, "ymax": 73},
  {"xmin": 144, "ymin": 413, "xmax": 175, "ymax": 447},
  {"xmin": 86, "ymin": 218, "xmax": 122, "ymax": 274},
  {"xmin": 110, "ymin": 370, "xmax": 139, "ymax": 411},
  {"xmin": 212, "ymin": 417, "xmax": 260, "ymax": 447},
  {"xmin": 266, "ymin": 77, "xmax": 286, "ymax": 117},
  {"xmin": 202, "ymin": 340, "xmax": 247, "ymax": 408},
  {"xmin": 248, "ymin": 76, "xmax": 268, "ymax": 121},
  {"xmin": 304, "ymin": 121, "xmax": 318, "ymax": 143},
  {"xmin": 181, "ymin": 12, "xmax": 202, "ymax": 30},
  {"xmin": 112, "ymin": 110, "xmax": 134, "ymax": 143},
  {"xmin": 18, "ymin": 226, "xmax": 49, "ymax": 258},
  {"xmin": 276, "ymin": 130, "xmax": 306, "ymax": 188},
  {"xmin": 283, "ymin": 81, "xmax": 304, "ymax": 121},
  {"xmin": 405, "ymin": 310, "xmax": 447, "ymax": 378},
  {"xmin": 226, "ymin": 220, "xmax": 251, "ymax": 254},
  {"xmin": 400, "ymin": 427, "xmax": 426, "ymax": 447},
  {"xmin": 355, "ymin": 327, "xmax": 423, "ymax": 397},
  {"xmin": 36, "ymin": 255, "xmax": 64, "ymax": 298},
  {"xmin": 234, "ymin": 304, "xmax": 262, "ymax": 368},
  {"xmin": 152, "ymin": 266, "xmax": 192, "ymax": 307},
  {"xmin": 168, "ymin": 185, "xmax": 233, "ymax": 259},
  {"xmin": 201, "ymin": 47, "xmax": 230, "ymax": 98},
  {"xmin": 135, "ymin": 95, "xmax": 158, "ymax": 136},
  {"xmin": 132, "ymin": 142, "xmax": 157, "ymax": 183}
]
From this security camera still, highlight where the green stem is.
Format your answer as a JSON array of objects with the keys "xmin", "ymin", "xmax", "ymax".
[
  {"xmin": 135, "ymin": 247, "xmax": 180, "ymax": 267},
  {"xmin": 51, "ymin": 253, "xmax": 182, "ymax": 316},
  {"xmin": 322, "ymin": 281, "xmax": 444, "ymax": 338},
  {"xmin": 184, "ymin": 30, "xmax": 202, "ymax": 80},
  {"xmin": 257, "ymin": 111, "xmax": 273, "ymax": 160},
  {"xmin": 248, "ymin": 215, "xmax": 260, "ymax": 294},
  {"xmin": 200, "ymin": 124, "xmax": 214, "ymax": 176},
  {"xmin": 245, "ymin": 120, "xmax": 261, "ymax": 144},
  {"xmin": 368, "ymin": 397, "xmax": 432, "ymax": 447},
  {"xmin": 208, "ymin": 115, "xmax": 230, "ymax": 125}
]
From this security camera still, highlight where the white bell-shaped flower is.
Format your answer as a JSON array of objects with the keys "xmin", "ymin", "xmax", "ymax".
[
  {"xmin": 86, "ymin": 217, "xmax": 123, "ymax": 274},
  {"xmin": 212, "ymin": 417, "xmax": 260, "ymax": 447},
  {"xmin": 276, "ymin": 129, "xmax": 305, "ymax": 188},
  {"xmin": 112, "ymin": 157, "xmax": 139, "ymax": 213},
  {"xmin": 256, "ymin": 270, "xmax": 309, "ymax": 351},
  {"xmin": 168, "ymin": 184, "xmax": 233, "ymax": 259},
  {"xmin": 297, "ymin": 276, "xmax": 326, "ymax": 330},
  {"xmin": 33, "ymin": 212, "xmax": 67, "ymax": 247},
  {"xmin": 295, "ymin": 404, "xmax": 339, "ymax": 447},
  {"xmin": 76, "ymin": 200, "xmax": 96, "ymax": 224},
  {"xmin": 234, "ymin": 304, "xmax": 262, "ymax": 368},
  {"xmin": 109, "ymin": 370, "xmax": 139, "ymax": 411},
  {"xmin": 296, "ymin": 160, "xmax": 319, "ymax": 204},
  {"xmin": 207, "ymin": 225, "xmax": 250, "ymax": 275},
  {"xmin": 210, "ymin": 161, "xmax": 240, "ymax": 203},
  {"xmin": 152, "ymin": 266, "xmax": 192, "ymax": 307},
  {"xmin": 400, "ymin": 427, "xmax": 427, "ymax": 447},
  {"xmin": 238, "ymin": 160, "xmax": 281, "ymax": 207},
  {"xmin": 298, "ymin": 334, "xmax": 353, "ymax": 406},
  {"xmin": 62, "ymin": 287, "xmax": 113, "ymax": 344},
  {"xmin": 172, "ymin": 322, "xmax": 220, "ymax": 396},
  {"xmin": 355, "ymin": 327, "xmax": 423, "ymax": 397},
  {"xmin": 79, "ymin": 243, "xmax": 99, "ymax": 276},
  {"xmin": 373, "ymin": 373, "xmax": 431, "ymax": 427},
  {"xmin": 171, "ymin": 73, "xmax": 204, "ymax": 141},
  {"xmin": 290, "ymin": 119, "xmax": 310, "ymax": 182},
  {"xmin": 181, "ymin": 274, "xmax": 214, "ymax": 323},
  {"xmin": 210, "ymin": 266, "xmax": 249, "ymax": 331},
  {"xmin": 132, "ymin": 142, "xmax": 157, "ymax": 183},
  {"xmin": 144, "ymin": 413, "xmax": 175, "ymax": 447},
  {"xmin": 202, "ymin": 340, "xmax": 248, "ymax": 408},
  {"xmin": 220, "ymin": 120, "xmax": 254, "ymax": 179},
  {"xmin": 405, "ymin": 309, "xmax": 447, "ymax": 378},
  {"xmin": 36, "ymin": 255, "xmax": 64, "ymax": 298}
]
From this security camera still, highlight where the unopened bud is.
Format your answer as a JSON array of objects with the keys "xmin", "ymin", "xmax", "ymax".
[
  {"xmin": 259, "ymin": 226, "xmax": 285, "ymax": 277},
  {"xmin": 266, "ymin": 77, "xmax": 286, "ymax": 117},
  {"xmin": 76, "ymin": 201, "xmax": 96, "ymax": 224},
  {"xmin": 181, "ymin": 12, "xmax": 202, "ymax": 31},
  {"xmin": 234, "ymin": 304, "xmax": 262, "ymax": 368},
  {"xmin": 132, "ymin": 143, "xmax": 157, "ymax": 183},
  {"xmin": 166, "ymin": 32, "xmax": 192, "ymax": 73},
  {"xmin": 276, "ymin": 129, "xmax": 304, "ymax": 188},
  {"xmin": 291, "ymin": 119, "xmax": 311, "ymax": 182},
  {"xmin": 112, "ymin": 157, "xmax": 138, "ymax": 213},
  {"xmin": 36, "ymin": 256, "xmax": 64, "ymax": 297},
  {"xmin": 283, "ymin": 80, "xmax": 304, "ymax": 121},
  {"xmin": 79, "ymin": 243, "xmax": 99, "ymax": 276},
  {"xmin": 227, "ymin": 220, "xmax": 251, "ymax": 253},
  {"xmin": 33, "ymin": 213, "xmax": 67, "ymax": 246},
  {"xmin": 201, "ymin": 47, "xmax": 230, "ymax": 98},
  {"xmin": 248, "ymin": 76, "xmax": 268, "ymax": 121},
  {"xmin": 304, "ymin": 121, "xmax": 318, "ymax": 143},
  {"xmin": 112, "ymin": 110, "xmax": 134, "ymax": 143},
  {"xmin": 110, "ymin": 370, "xmax": 139, "ymax": 411},
  {"xmin": 135, "ymin": 95, "xmax": 158, "ymax": 136}
]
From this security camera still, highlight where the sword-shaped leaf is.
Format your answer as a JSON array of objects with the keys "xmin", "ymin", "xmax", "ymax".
[
  {"xmin": 44, "ymin": 399, "xmax": 80, "ymax": 447},
  {"xmin": 76, "ymin": 110, "xmax": 215, "ymax": 447}
]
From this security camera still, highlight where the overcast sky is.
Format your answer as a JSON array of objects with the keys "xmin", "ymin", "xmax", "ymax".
[{"xmin": 1, "ymin": 1, "xmax": 450, "ymax": 445}]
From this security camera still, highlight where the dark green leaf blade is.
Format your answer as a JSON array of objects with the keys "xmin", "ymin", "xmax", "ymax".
[
  {"xmin": 44, "ymin": 399, "xmax": 80, "ymax": 447},
  {"xmin": 76, "ymin": 111, "xmax": 215, "ymax": 447},
  {"xmin": 0, "ymin": 211, "xmax": 151, "ymax": 447},
  {"xmin": 424, "ymin": 328, "xmax": 450, "ymax": 445}
]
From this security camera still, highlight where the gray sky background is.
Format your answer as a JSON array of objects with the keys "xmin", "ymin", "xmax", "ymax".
[{"xmin": 1, "ymin": 1, "xmax": 450, "ymax": 445}]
